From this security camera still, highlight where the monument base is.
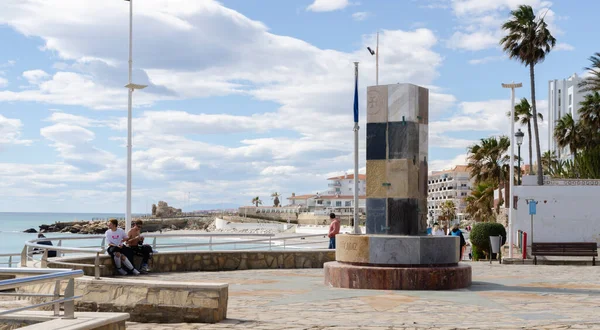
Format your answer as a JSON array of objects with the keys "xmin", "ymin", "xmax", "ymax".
[
  {"xmin": 327, "ymin": 234, "xmax": 472, "ymax": 290},
  {"xmin": 324, "ymin": 261, "xmax": 471, "ymax": 290}
]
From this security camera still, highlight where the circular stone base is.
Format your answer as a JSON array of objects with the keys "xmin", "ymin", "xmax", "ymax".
[{"xmin": 324, "ymin": 261, "xmax": 471, "ymax": 290}]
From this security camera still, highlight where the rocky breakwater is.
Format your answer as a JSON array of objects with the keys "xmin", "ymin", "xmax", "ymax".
[{"xmin": 33, "ymin": 217, "xmax": 214, "ymax": 234}]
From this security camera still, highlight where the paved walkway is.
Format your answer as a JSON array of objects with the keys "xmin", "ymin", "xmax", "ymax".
[{"xmin": 125, "ymin": 262, "xmax": 600, "ymax": 329}]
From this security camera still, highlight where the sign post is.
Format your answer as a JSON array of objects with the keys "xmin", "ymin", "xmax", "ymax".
[{"xmin": 526, "ymin": 199, "xmax": 538, "ymax": 248}]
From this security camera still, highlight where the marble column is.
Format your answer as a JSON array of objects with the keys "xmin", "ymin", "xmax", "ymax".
[{"xmin": 366, "ymin": 84, "xmax": 429, "ymax": 235}]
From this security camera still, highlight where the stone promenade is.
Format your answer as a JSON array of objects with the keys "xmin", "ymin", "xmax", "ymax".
[{"xmin": 126, "ymin": 262, "xmax": 600, "ymax": 329}]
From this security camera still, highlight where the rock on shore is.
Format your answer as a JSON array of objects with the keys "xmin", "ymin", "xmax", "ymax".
[{"xmin": 35, "ymin": 217, "xmax": 214, "ymax": 234}]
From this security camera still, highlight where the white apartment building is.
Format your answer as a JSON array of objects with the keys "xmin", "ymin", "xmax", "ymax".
[
  {"xmin": 427, "ymin": 165, "xmax": 474, "ymax": 223},
  {"xmin": 548, "ymin": 73, "xmax": 587, "ymax": 160},
  {"xmin": 287, "ymin": 174, "xmax": 366, "ymax": 212}
]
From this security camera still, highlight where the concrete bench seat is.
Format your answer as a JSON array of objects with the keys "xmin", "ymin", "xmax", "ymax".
[{"xmin": 18, "ymin": 276, "xmax": 228, "ymax": 323}]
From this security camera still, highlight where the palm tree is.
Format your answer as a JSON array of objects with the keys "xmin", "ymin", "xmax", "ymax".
[
  {"xmin": 577, "ymin": 92, "xmax": 600, "ymax": 147},
  {"xmin": 251, "ymin": 197, "xmax": 262, "ymax": 207},
  {"xmin": 554, "ymin": 113, "xmax": 581, "ymax": 158},
  {"xmin": 465, "ymin": 182, "xmax": 495, "ymax": 222},
  {"xmin": 542, "ymin": 150, "xmax": 558, "ymax": 174},
  {"xmin": 467, "ymin": 136, "xmax": 511, "ymax": 213},
  {"xmin": 500, "ymin": 5, "xmax": 556, "ymax": 185},
  {"xmin": 578, "ymin": 52, "xmax": 600, "ymax": 93},
  {"xmin": 506, "ymin": 98, "xmax": 543, "ymax": 175},
  {"xmin": 439, "ymin": 200, "xmax": 457, "ymax": 230}
]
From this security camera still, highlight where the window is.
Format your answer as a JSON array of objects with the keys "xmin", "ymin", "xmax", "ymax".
[
  {"xmin": 569, "ymin": 94, "xmax": 572, "ymax": 105},
  {"xmin": 326, "ymin": 201, "xmax": 331, "ymax": 206},
  {"xmin": 335, "ymin": 201, "xmax": 342, "ymax": 207},
  {"xmin": 345, "ymin": 201, "xmax": 351, "ymax": 207},
  {"xmin": 317, "ymin": 200, "xmax": 323, "ymax": 205},
  {"xmin": 335, "ymin": 188, "xmax": 341, "ymax": 193},
  {"xmin": 349, "ymin": 188, "xmax": 352, "ymax": 192}
]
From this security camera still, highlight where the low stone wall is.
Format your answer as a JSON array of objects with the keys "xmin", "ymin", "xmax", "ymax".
[
  {"xmin": 18, "ymin": 278, "xmax": 227, "ymax": 324},
  {"xmin": 49, "ymin": 250, "xmax": 335, "ymax": 277}
]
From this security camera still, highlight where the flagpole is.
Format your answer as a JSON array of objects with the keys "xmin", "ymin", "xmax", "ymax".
[{"xmin": 353, "ymin": 62, "xmax": 361, "ymax": 234}]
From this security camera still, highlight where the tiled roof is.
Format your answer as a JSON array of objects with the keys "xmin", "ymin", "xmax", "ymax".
[
  {"xmin": 326, "ymin": 174, "xmax": 366, "ymax": 180},
  {"xmin": 431, "ymin": 165, "xmax": 470, "ymax": 175}
]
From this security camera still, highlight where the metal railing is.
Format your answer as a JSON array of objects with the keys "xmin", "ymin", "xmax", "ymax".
[
  {"xmin": 0, "ymin": 268, "xmax": 83, "ymax": 319},
  {"xmin": 20, "ymin": 232, "xmax": 329, "ymax": 279},
  {"xmin": 0, "ymin": 253, "xmax": 21, "ymax": 268}
]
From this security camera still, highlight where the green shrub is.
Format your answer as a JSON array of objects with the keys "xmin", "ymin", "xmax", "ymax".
[
  {"xmin": 470, "ymin": 222, "xmax": 507, "ymax": 253},
  {"xmin": 471, "ymin": 245, "xmax": 482, "ymax": 261}
]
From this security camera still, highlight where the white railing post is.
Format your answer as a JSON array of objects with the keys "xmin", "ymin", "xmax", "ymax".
[
  {"xmin": 94, "ymin": 252, "xmax": 100, "ymax": 280},
  {"xmin": 41, "ymin": 250, "xmax": 48, "ymax": 268},
  {"xmin": 269, "ymin": 236, "xmax": 272, "ymax": 251},
  {"xmin": 152, "ymin": 237, "xmax": 157, "ymax": 250},
  {"xmin": 63, "ymin": 278, "xmax": 75, "ymax": 319},
  {"xmin": 209, "ymin": 236, "xmax": 213, "ymax": 251},
  {"xmin": 101, "ymin": 237, "xmax": 106, "ymax": 249},
  {"xmin": 8, "ymin": 256, "xmax": 12, "ymax": 268},
  {"xmin": 57, "ymin": 240, "xmax": 64, "ymax": 257},
  {"xmin": 53, "ymin": 280, "xmax": 61, "ymax": 316},
  {"xmin": 20, "ymin": 246, "xmax": 27, "ymax": 267}
]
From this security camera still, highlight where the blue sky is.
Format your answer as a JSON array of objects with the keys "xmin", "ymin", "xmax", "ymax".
[{"xmin": 0, "ymin": 0, "xmax": 597, "ymax": 213}]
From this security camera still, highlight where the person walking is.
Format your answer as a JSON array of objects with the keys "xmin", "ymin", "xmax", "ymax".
[{"xmin": 328, "ymin": 213, "xmax": 340, "ymax": 249}]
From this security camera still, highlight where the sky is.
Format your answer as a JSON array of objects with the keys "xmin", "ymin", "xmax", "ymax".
[{"xmin": 0, "ymin": 0, "xmax": 597, "ymax": 213}]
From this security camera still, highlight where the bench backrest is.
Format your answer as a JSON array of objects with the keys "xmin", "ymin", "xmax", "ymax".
[{"xmin": 532, "ymin": 242, "xmax": 598, "ymax": 252}]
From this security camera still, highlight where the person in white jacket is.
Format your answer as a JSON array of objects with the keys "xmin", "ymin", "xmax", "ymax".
[{"xmin": 432, "ymin": 223, "xmax": 445, "ymax": 236}]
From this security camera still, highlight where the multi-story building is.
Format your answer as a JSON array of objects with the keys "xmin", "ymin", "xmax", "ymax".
[
  {"xmin": 427, "ymin": 165, "xmax": 474, "ymax": 224},
  {"xmin": 548, "ymin": 73, "xmax": 587, "ymax": 160},
  {"xmin": 287, "ymin": 173, "xmax": 366, "ymax": 212}
]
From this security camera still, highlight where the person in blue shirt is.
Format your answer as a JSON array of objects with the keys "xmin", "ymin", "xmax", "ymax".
[{"xmin": 448, "ymin": 224, "xmax": 466, "ymax": 260}]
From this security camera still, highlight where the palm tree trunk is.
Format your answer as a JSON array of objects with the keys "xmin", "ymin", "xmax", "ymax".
[
  {"xmin": 530, "ymin": 63, "xmax": 544, "ymax": 185},
  {"xmin": 527, "ymin": 121, "xmax": 533, "ymax": 175}
]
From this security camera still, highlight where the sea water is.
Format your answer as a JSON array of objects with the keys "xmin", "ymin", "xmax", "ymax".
[{"xmin": 0, "ymin": 212, "xmax": 271, "ymax": 265}]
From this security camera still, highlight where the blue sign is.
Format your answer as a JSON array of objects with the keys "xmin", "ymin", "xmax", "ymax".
[{"xmin": 528, "ymin": 202, "xmax": 537, "ymax": 215}]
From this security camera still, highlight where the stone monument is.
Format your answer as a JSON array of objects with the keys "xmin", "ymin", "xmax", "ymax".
[{"xmin": 324, "ymin": 83, "xmax": 472, "ymax": 290}]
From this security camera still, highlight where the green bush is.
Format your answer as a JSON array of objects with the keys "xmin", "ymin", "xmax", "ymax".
[
  {"xmin": 470, "ymin": 222, "xmax": 507, "ymax": 253},
  {"xmin": 471, "ymin": 245, "xmax": 482, "ymax": 261}
]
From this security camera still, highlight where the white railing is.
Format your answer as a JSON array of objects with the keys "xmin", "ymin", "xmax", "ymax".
[
  {"xmin": 0, "ymin": 253, "xmax": 21, "ymax": 268},
  {"xmin": 19, "ymin": 232, "xmax": 329, "ymax": 279},
  {"xmin": 0, "ymin": 268, "xmax": 83, "ymax": 319}
]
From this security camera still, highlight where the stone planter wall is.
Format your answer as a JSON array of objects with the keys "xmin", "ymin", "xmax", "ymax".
[{"xmin": 48, "ymin": 250, "xmax": 335, "ymax": 277}]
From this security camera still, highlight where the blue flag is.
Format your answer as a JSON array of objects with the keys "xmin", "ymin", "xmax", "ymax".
[{"xmin": 353, "ymin": 67, "xmax": 358, "ymax": 123}]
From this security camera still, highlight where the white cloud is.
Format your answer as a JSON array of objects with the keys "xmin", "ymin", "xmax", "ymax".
[
  {"xmin": 260, "ymin": 166, "xmax": 297, "ymax": 176},
  {"xmin": 0, "ymin": 115, "xmax": 32, "ymax": 147},
  {"xmin": 429, "ymin": 153, "xmax": 468, "ymax": 173},
  {"xmin": 23, "ymin": 70, "xmax": 50, "ymax": 85},
  {"xmin": 447, "ymin": 31, "xmax": 501, "ymax": 51},
  {"xmin": 468, "ymin": 55, "xmax": 504, "ymax": 65},
  {"xmin": 0, "ymin": 60, "xmax": 15, "ymax": 68},
  {"xmin": 307, "ymin": 0, "xmax": 350, "ymax": 12},
  {"xmin": 554, "ymin": 43, "xmax": 574, "ymax": 51},
  {"xmin": 447, "ymin": 0, "xmax": 562, "ymax": 52},
  {"xmin": 352, "ymin": 12, "xmax": 370, "ymax": 21},
  {"xmin": 0, "ymin": 77, "xmax": 7, "ymax": 88}
]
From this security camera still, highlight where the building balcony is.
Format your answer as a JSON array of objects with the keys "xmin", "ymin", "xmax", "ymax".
[{"xmin": 328, "ymin": 182, "xmax": 341, "ymax": 187}]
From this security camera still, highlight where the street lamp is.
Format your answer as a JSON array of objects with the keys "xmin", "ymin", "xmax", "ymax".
[
  {"xmin": 124, "ymin": 0, "xmax": 147, "ymax": 232},
  {"xmin": 366, "ymin": 31, "xmax": 379, "ymax": 85},
  {"xmin": 502, "ymin": 82, "xmax": 522, "ymax": 259},
  {"xmin": 515, "ymin": 129, "xmax": 525, "ymax": 185}
]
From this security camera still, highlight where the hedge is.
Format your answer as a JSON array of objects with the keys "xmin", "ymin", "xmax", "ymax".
[{"xmin": 470, "ymin": 222, "xmax": 507, "ymax": 253}]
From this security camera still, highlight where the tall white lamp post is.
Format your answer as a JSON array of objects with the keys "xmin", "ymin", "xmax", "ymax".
[
  {"xmin": 501, "ymin": 82, "xmax": 522, "ymax": 258},
  {"xmin": 124, "ymin": 0, "xmax": 147, "ymax": 232},
  {"xmin": 367, "ymin": 31, "xmax": 379, "ymax": 85}
]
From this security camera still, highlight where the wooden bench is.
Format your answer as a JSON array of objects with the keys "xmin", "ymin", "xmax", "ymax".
[{"xmin": 532, "ymin": 242, "xmax": 598, "ymax": 265}]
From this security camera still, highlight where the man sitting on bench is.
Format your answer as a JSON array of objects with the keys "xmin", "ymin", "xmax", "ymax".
[
  {"xmin": 126, "ymin": 219, "xmax": 153, "ymax": 273},
  {"xmin": 105, "ymin": 219, "xmax": 139, "ymax": 275}
]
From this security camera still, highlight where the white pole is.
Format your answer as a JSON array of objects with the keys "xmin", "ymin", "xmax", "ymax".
[
  {"xmin": 502, "ymin": 82, "xmax": 521, "ymax": 259},
  {"xmin": 375, "ymin": 31, "xmax": 379, "ymax": 86},
  {"xmin": 509, "ymin": 84, "xmax": 515, "ymax": 258},
  {"xmin": 125, "ymin": 0, "xmax": 134, "ymax": 232},
  {"xmin": 353, "ymin": 62, "xmax": 360, "ymax": 235}
]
